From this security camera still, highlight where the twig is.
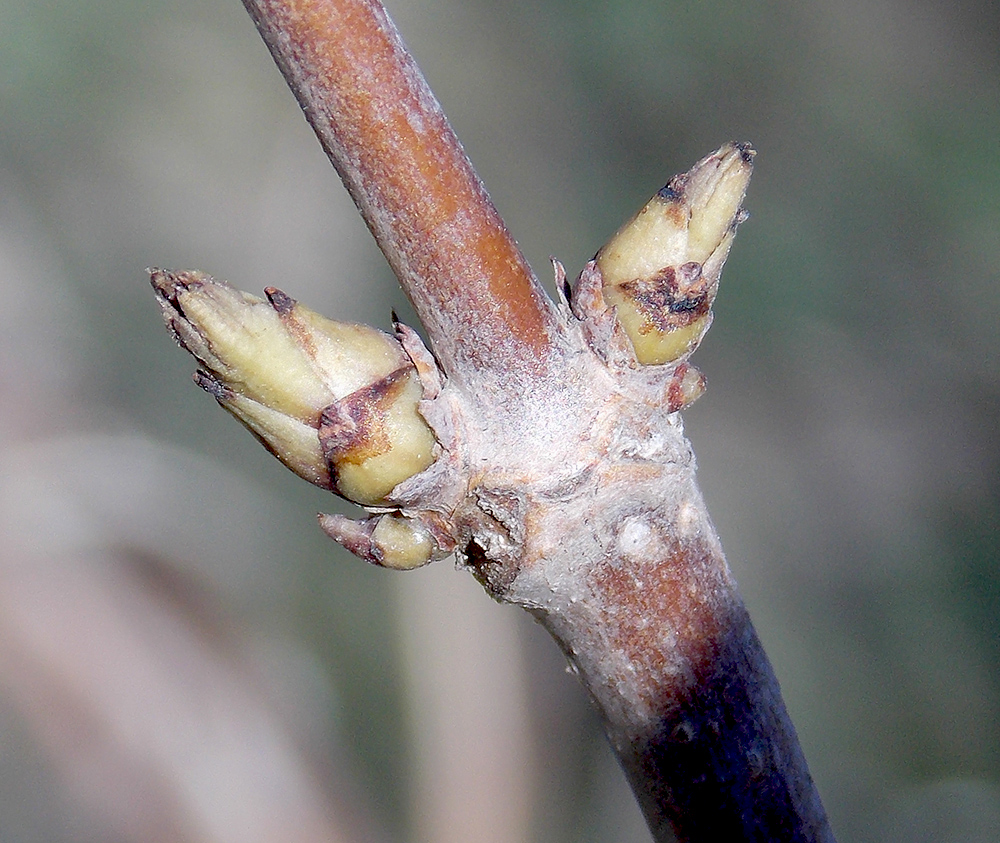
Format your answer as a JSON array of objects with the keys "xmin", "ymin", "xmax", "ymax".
[
  {"xmin": 182, "ymin": 0, "xmax": 839, "ymax": 838},
  {"xmin": 240, "ymin": 0, "xmax": 560, "ymax": 399}
]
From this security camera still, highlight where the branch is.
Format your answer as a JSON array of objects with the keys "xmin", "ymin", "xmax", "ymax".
[
  {"xmin": 153, "ymin": 0, "xmax": 838, "ymax": 839},
  {"xmin": 240, "ymin": 0, "xmax": 561, "ymax": 396}
]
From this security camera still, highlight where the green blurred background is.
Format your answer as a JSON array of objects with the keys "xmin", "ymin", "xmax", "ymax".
[{"xmin": 2, "ymin": 0, "xmax": 999, "ymax": 841}]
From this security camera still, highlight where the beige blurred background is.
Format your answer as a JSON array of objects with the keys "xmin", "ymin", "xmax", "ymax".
[{"xmin": 2, "ymin": 0, "xmax": 999, "ymax": 841}]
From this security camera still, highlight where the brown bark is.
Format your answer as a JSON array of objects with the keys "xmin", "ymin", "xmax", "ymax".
[
  {"xmin": 241, "ymin": 0, "xmax": 562, "ymax": 399},
  {"xmin": 236, "ymin": 0, "xmax": 836, "ymax": 839}
]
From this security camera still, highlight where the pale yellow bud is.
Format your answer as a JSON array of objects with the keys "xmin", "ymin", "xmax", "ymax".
[
  {"xmin": 151, "ymin": 269, "xmax": 437, "ymax": 505},
  {"xmin": 196, "ymin": 371, "xmax": 332, "ymax": 489},
  {"xmin": 370, "ymin": 514, "xmax": 436, "ymax": 570},
  {"xmin": 318, "ymin": 512, "xmax": 438, "ymax": 570},
  {"xmin": 596, "ymin": 193, "xmax": 689, "ymax": 286},
  {"xmin": 266, "ymin": 288, "xmax": 409, "ymax": 400},
  {"xmin": 685, "ymin": 145, "xmax": 754, "ymax": 265},
  {"xmin": 601, "ymin": 281, "xmax": 712, "ymax": 367},
  {"xmin": 595, "ymin": 142, "xmax": 753, "ymax": 366},
  {"xmin": 164, "ymin": 276, "xmax": 336, "ymax": 423}
]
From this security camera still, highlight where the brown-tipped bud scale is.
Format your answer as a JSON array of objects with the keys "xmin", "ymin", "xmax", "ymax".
[
  {"xmin": 596, "ymin": 142, "xmax": 753, "ymax": 366},
  {"xmin": 151, "ymin": 269, "xmax": 437, "ymax": 505},
  {"xmin": 319, "ymin": 367, "xmax": 435, "ymax": 506}
]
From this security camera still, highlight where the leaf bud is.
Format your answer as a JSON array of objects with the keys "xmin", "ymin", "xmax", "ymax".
[
  {"xmin": 151, "ymin": 269, "xmax": 437, "ymax": 505},
  {"xmin": 318, "ymin": 512, "xmax": 440, "ymax": 570},
  {"xmin": 595, "ymin": 142, "xmax": 753, "ymax": 366}
]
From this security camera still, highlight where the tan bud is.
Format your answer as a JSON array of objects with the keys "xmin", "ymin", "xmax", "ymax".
[
  {"xmin": 370, "ymin": 514, "xmax": 436, "ymax": 569},
  {"xmin": 595, "ymin": 142, "xmax": 753, "ymax": 366},
  {"xmin": 318, "ymin": 512, "xmax": 437, "ymax": 570},
  {"xmin": 195, "ymin": 370, "xmax": 332, "ymax": 489},
  {"xmin": 151, "ymin": 269, "xmax": 437, "ymax": 505}
]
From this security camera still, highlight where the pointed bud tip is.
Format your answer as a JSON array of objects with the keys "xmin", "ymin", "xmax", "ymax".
[
  {"xmin": 735, "ymin": 141, "xmax": 756, "ymax": 163},
  {"xmin": 593, "ymin": 143, "xmax": 754, "ymax": 367},
  {"xmin": 193, "ymin": 369, "xmax": 231, "ymax": 400},
  {"xmin": 149, "ymin": 268, "xmax": 213, "ymax": 304},
  {"xmin": 707, "ymin": 141, "xmax": 755, "ymax": 172},
  {"xmin": 149, "ymin": 268, "xmax": 181, "ymax": 308},
  {"xmin": 264, "ymin": 286, "xmax": 296, "ymax": 314}
]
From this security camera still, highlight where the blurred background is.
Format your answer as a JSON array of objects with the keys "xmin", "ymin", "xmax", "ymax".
[{"xmin": 2, "ymin": 0, "xmax": 999, "ymax": 840}]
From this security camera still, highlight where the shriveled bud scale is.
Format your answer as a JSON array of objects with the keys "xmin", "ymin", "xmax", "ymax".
[
  {"xmin": 596, "ymin": 142, "xmax": 753, "ymax": 366},
  {"xmin": 151, "ymin": 269, "xmax": 437, "ymax": 506}
]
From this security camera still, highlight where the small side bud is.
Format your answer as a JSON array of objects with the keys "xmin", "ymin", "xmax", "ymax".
[
  {"xmin": 594, "ymin": 142, "xmax": 753, "ymax": 366},
  {"xmin": 665, "ymin": 363, "xmax": 707, "ymax": 412},
  {"xmin": 318, "ymin": 512, "xmax": 438, "ymax": 570},
  {"xmin": 151, "ymin": 269, "xmax": 437, "ymax": 505},
  {"xmin": 370, "ymin": 514, "xmax": 436, "ymax": 570}
]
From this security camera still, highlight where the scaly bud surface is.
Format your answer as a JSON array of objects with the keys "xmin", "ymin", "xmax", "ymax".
[
  {"xmin": 150, "ymin": 269, "xmax": 437, "ymax": 506},
  {"xmin": 596, "ymin": 142, "xmax": 753, "ymax": 366}
]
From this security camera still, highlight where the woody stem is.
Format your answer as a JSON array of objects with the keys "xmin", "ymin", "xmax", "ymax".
[{"xmin": 240, "ymin": 0, "xmax": 560, "ymax": 394}]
